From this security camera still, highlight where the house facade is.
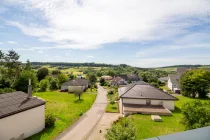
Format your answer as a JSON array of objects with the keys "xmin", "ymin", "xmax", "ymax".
[
  {"xmin": 61, "ymin": 78, "xmax": 89, "ymax": 92},
  {"xmin": 111, "ymin": 74, "xmax": 142, "ymax": 86},
  {"xmin": 167, "ymin": 74, "xmax": 181, "ymax": 93},
  {"xmin": 0, "ymin": 91, "xmax": 45, "ymax": 140},
  {"xmin": 118, "ymin": 82, "xmax": 178, "ymax": 116}
]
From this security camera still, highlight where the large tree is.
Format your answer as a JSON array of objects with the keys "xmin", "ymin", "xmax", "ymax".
[
  {"xmin": 181, "ymin": 100, "xmax": 210, "ymax": 130},
  {"xmin": 37, "ymin": 67, "xmax": 49, "ymax": 81},
  {"xmin": 14, "ymin": 70, "xmax": 38, "ymax": 93},
  {"xmin": 74, "ymin": 86, "xmax": 84, "ymax": 100},
  {"xmin": 24, "ymin": 59, "xmax": 32, "ymax": 70},
  {"xmin": 179, "ymin": 69, "xmax": 210, "ymax": 98},
  {"xmin": 58, "ymin": 73, "xmax": 69, "ymax": 86}
]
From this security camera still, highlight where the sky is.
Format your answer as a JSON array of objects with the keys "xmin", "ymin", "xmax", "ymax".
[{"xmin": 0, "ymin": 0, "xmax": 210, "ymax": 68}]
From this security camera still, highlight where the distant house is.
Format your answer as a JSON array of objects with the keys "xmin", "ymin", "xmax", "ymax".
[
  {"xmin": 167, "ymin": 74, "xmax": 181, "ymax": 93},
  {"xmin": 176, "ymin": 67, "xmax": 190, "ymax": 74},
  {"xmin": 61, "ymin": 78, "xmax": 89, "ymax": 92},
  {"xmin": 77, "ymin": 74, "xmax": 85, "ymax": 79},
  {"xmin": 118, "ymin": 81, "xmax": 178, "ymax": 116},
  {"xmin": 111, "ymin": 74, "xmax": 141, "ymax": 86},
  {"xmin": 101, "ymin": 76, "xmax": 113, "ymax": 81},
  {"xmin": 158, "ymin": 77, "xmax": 168, "ymax": 83},
  {"xmin": 0, "ymin": 90, "xmax": 45, "ymax": 139}
]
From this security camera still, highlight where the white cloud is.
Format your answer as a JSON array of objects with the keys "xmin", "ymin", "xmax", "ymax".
[
  {"xmin": 8, "ymin": 41, "xmax": 17, "ymax": 44},
  {"xmin": 5, "ymin": 0, "xmax": 210, "ymax": 49},
  {"xmin": 0, "ymin": 42, "xmax": 3, "ymax": 44},
  {"xmin": 37, "ymin": 50, "xmax": 44, "ymax": 53},
  {"xmin": 86, "ymin": 55, "xmax": 94, "ymax": 58}
]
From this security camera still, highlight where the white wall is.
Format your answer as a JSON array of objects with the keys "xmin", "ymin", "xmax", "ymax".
[
  {"xmin": 163, "ymin": 100, "xmax": 174, "ymax": 110},
  {"xmin": 151, "ymin": 100, "xmax": 162, "ymax": 105},
  {"xmin": 68, "ymin": 86, "xmax": 84, "ymax": 93},
  {"xmin": 167, "ymin": 78, "xmax": 173, "ymax": 90},
  {"xmin": 122, "ymin": 98, "xmax": 146, "ymax": 105},
  {"xmin": 61, "ymin": 85, "xmax": 69, "ymax": 91},
  {"xmin": 0, "ymin": 105, "xmax": 45, "ymax": 140}
]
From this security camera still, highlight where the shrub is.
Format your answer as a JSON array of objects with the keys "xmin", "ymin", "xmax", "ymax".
[
  {"xmin": 110, "ymin": 100, "xmax": 115, "ymax": 105},
  {"xmin": 0, "ymin": 88, "xmax": 15, "ymax": 94},
  {"xmin": 108, "ymin": 90, "xmax": 114, "ymax": 95},
  {"xmin": 45, "ymin": 113, "xmax": 56, "ymax": 128},
  {"xmin": 39, "ymin": 79, "xmax": 49, "ymax": 91},
  {"xmin": 106, "ymin": 117, "xmax": 137, "ymax": 140},
  {"xmin": 49, "ymin": 78, "xmax": 59, "ymax": 91}
]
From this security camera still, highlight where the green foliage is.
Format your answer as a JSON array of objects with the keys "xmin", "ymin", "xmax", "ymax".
[
  {"xmin": 74, "ymin": 87, "xmax": 84, "ymax": 100},
  {"xmin": 0, "ymin": 77, "xmax": 11, "ymax": 88},
  {"xmin": 14, "ymin": 70, "xmax": 38, "ymax": 93},
  {"xmin": 108, "ymin": 90, "xmax": 114, "ymax": 95},
  {"xmin": 106, "ymin": 70, "xmax": 115, "ymax": 77},
  {"xmin": 45, "ymin": 112, "xmax": 56, "ymax": 128},
  {"xmin": 39, "ymin": 79, "xmax": 49, "ymax": 91},
  {"xmin": 68, "ymin": 73, "xmax": 75, "ymax": 80},
  {"xmin": 37, "ymin": 67, "xmax": 49, "ymax": 81},
  {"xmin": 51, "ymin": 70, "xmax": 61, "ymax": 75},
  {"xmin": 106, "ymin": 117, "xmax": 137, "ymax": 140},
  {"xmin": 87, "ymin": 73, "xmax": 97, "ymax": 84},
  {"xmin": 96, "ymin": 71, "xmax": 103, "ymax": 77},
  {"xmin": 0, "ymin": 88, "xmax": 15, "ymax": 94},
  {"xmin": 180, "ymin": 69, "xmax": 210, "ymax": 98},
  {"xmin": 49, "ymin": 78, "xmax": 59, "ymax": 91},
  {"xmin": 58, "ymin": 74, "xmax": 69, "ymax": 85},
  {"xmin": 24, "ymin": 59, "xmax": 32, "ymax": 70},
  {"xmin": 181, "ymin": 100, "xmax": 210, "ymax": 130},
  {"xmin": 99, "ymin": 78, "xmax": 105, "ymax": 86}
]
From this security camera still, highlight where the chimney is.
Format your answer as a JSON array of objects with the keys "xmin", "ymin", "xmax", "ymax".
[{"xmin": 27, "ymin": 79, "xmax": 32, "ymax": 98}]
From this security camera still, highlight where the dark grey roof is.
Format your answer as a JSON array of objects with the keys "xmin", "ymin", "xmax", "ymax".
[
  {"xmin": 114, "ymin": 74, "xmax": 141, "ymax": 81},
  {"xmin": 168, "ymin": 74, "xmax": 181, "ymax": 85},
  {"xmin": 0, "ymin": 91, "xmax": 45, "ymax": 119},
  {"xmin": 147, "ymin": 126, "xmax": 210, "ymax": 140},
  {"xmin": 120, "ymin": 82, "xmax": 178, "ymax": 100},
  {"xmin": 62, "ymin": 78, "xmax": 89, "ymax": 86}
]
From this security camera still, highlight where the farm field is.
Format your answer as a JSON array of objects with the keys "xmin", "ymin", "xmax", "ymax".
[{"xmin": 27, "ymin": 91, "xmax": 96, "ymax": 140}]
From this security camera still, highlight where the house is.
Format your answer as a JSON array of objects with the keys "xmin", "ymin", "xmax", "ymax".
[
  {"xmin": 77, "ymin": 74, "xmax": 85, "ymax": 79},
  {"xmin": 101, "ymin": 75, "xmax": 113, "ymax": 81},
  {"xmin": 111, "ymin": 76, "xmax": 127, "ymax": 86},
  {"xmin": 158, "ymin": 77, "xmax": 168, "ymax": 83},
  {"xmin": 61, "ymin": 78, "xmax": 89, "ymax": 92},
  {"xmin": 148, "ymin": 126, "xmax": 210, "ymax": 140},
  {"xmin": 167, "ymin": 74, "xmax": 181, "ymax": 93},
  {"xmin": 176, "ymin": 67, "xmax": 190, "ymax": 74},
  {"xmin": 111, "ymin": 74, "xmax": 141, "ymax": 86},
  {"xmin": 118, "ymin": 81, "xmax": 178, "ymax": 116},
  {"xmin": 0, "ymin": 83, "xmax": 45, "ymax": 140}
]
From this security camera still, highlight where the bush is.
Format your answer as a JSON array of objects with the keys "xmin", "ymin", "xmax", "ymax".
[
  {"xmin": 49, "ymin": 78, "xmax": 59, "ymax": 91},
  {"xmin": 106, "ymin": 117, "xmax": 137, "ymax": 140},
  {"xmin": 181, "ymin": 100, "xmax": 210, "ymax": 130},
  {"xmin": 45, "ymin": 113, "xmax": 56, "ymax": 128},
  {"xmin": 108, "ymin": 90, "xmax": 114, "ymax": 95},
  {"xmin": 110, "ymin": 100, "xmax": 115, "ymax": 105},
  {"xmin": 39, "ymin": 79, "xmax": 49, "ymax": 91},
  {"xmin": 0, "ymin": 88, "xmax": 15, "ymax": 94}
]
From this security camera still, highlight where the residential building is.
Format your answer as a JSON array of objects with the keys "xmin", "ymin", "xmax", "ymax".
[
  {"xmin": 118, "ymin": 81, "xmax": 178, "ymax": 116},
  {"xmin": 158, "ymin": 77, "xmax": 168, "ymax": 83},
  {"xmin": 167, "ymin": 74, "xmax": 181, "ymax": 93},
  {"xmin": 0, "ymin": 91, "xmax": 45, "ymax": 140},
  {"xmin": 101, "ymin": 75, "xmax": 113, "ymax": 81},
  {"xmin": 61, "ymin": 78, "xmax": 89, "ymax": 92},
  {"xmin": 111, "ymin": 74, "xmax": 141, "ymax": 86}
]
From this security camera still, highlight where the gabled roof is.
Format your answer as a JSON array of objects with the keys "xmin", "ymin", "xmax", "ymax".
[
  {"xmin": 176, "ymin": 67, "xmax": 190, "ymax": 74},
  {"xmin": 111, "ymin": 76, "xmax": 123, "ymax": 84},
  {"xmin": 0, "ymin": 91, "xmax": 45, "ymax": 119},
  {"xmin": 168, "ymin": 74, "xmax": 181, "ymax": 85},
  {"xmin": 114, "ymin": 74, "xmax": 141, "ymax": 81},
  {"xmin": 119, "ymin": 82, "xmax": 178, "ymax": 100},
  {"xmin": 62, "ymin": 78, "xmax": 89, "ymax": 86}
]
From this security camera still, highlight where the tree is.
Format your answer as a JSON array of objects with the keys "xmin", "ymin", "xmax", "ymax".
[
  {"xmin": 0, "ymin": 50, "xmax": 4, "ymax": 64},
  {"xmin": 74, "ymin": 86, "xmax": 84, "ymax": 100},
  {"xmin": 180, "ymin": 69, "xmax": 210, "ymax": 98},
  {"xmin": 99, "ymin": 78, "xmax": 105, "ymax": 86},
  {"xmin": 107, "ymin": 70, "xmax": 115, "ymax": 77},
  {"xmin": 68, "ymin": 73, "xmax": 75, "ymax": 80},
  {"xmin": 106, "ymin": 117, "xmax": 137, "ymax": 140},
  {"xmin": 181, "ymin": 100, "xmax": 210, "ymax": 130},
  {"xmin": 39, "ymin": 79, "xmax": 49, "ymax": 91},
  {"xmin": 14, "ymin": 70, "xmax": 38, "ymax": 93},
  {"xmin": 49, "ymin": 78, "xmax": 59, "ymax": 91},
  {"xmin": 96, "ymin": 71, "xmax": 103, "ymax": 77},
  {"xmin": 24, "ymin": 59, "xmax": 32, "ymax": 70},
  {"xmin": 58, "ymin": 74, "xmax": 69, "ymax": 86},
  {"xmin": 37, "ymin": 67, "xmax": 49, "ymax": 81},
  {"xmin": 87, "ymin": 73, "xmax": 97, "ymax": 91},
  {"xmin": 52, "ymin": 70, "xmax": 61, "ymax": 75}
]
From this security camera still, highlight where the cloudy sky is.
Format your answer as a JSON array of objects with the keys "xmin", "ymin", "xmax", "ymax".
[{"xmin": 0, "ymin": 0, "xmax": 210, "ymax": 67}]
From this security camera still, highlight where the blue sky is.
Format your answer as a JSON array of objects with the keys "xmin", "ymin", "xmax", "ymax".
[{"xmin": 0, "ymin": 0, "xmax": 210, "ymax": 67}]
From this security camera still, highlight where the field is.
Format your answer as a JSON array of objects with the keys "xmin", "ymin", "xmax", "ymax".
[
  {"xmin": 27, "ymin": 91, "xmax": 96, "ymax": 140},
  {"xmin": 116, "ymin": 96, "xmax": 210, "ymax": 139}
]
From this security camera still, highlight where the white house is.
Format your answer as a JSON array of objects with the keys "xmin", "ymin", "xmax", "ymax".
[
  {"xmin": 118, "ymin": 81, "xmax": 178, "ymax": 116},
  {"xmin": 111, "ymin": 74, "xmax": 142, "ymax": 86},
  {"xmin": 0, "ymin": 90, "xmax": 45, "ymax": 140},
  {"xmin": 61, "ymin": 78, "xmax": 89, "ymax": 92},
  {"xmin": 167, "ymin": 74, "xmax": 181, "ymax": 93}
]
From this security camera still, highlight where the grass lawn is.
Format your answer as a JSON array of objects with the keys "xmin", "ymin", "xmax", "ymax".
[
  {"xmin": 106, "ymin": 102, "xmax": 119, "ymax": 113},
  {"xmin": 27, "ymin": 91, "xmax": 96, "ymax": 140},
  {"xmin": 113, "ymin": 96, "xmax": 210, "ymax": 139}
]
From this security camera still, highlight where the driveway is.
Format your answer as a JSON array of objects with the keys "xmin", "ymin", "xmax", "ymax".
[
  {"xmin": 55, "ymin": 85, "xmax": 108, "ymax": 140},
  {"xmin": 86, "ymin": 113, "xmax": 122, "ymax": 140}
]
